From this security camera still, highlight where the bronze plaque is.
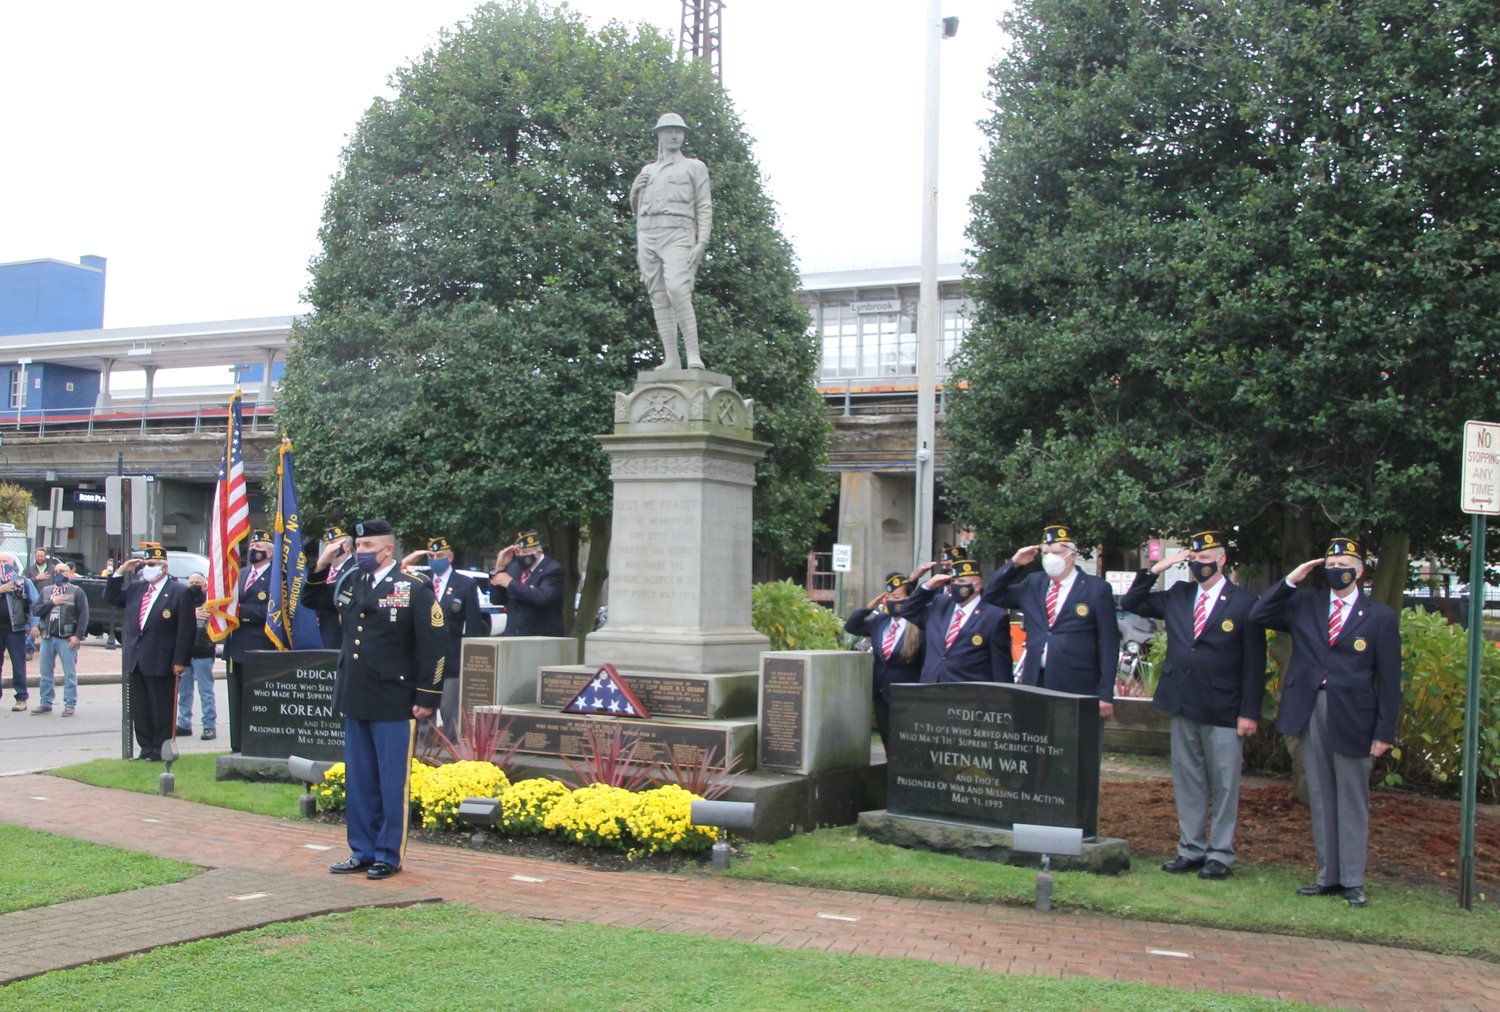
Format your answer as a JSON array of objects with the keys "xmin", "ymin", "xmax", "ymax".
[
  {"xmin": 459, "ymin": 641, "xmax": 499, "ymax": 712},
  {"xmin": 495, "ymin": 712, "xmax": 732, "ymax": 767},
  {"xmin": 538, "ymin": 667, "xmax": 712, "ymax": 718},
  {"xmin": 758, "ymin": 656, "xmax": 806, "ymax": 769}
]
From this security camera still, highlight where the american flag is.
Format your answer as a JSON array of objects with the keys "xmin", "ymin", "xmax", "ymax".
[
  {"xmin": 205, "ymin": 390, "xmax": 250, "ymax": 641},
  {"xmin": 562, "ymin": 664, "xmax": 652, "ymax": 719}
]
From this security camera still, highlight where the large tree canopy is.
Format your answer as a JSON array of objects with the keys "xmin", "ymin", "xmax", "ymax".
[
  {"xmin": 277, "ymin": 2, "xmax": 831, "ymax": 630},
  {"xmin": 947, "ymin": 0, "xmax": 1499, "ymax": 598}
]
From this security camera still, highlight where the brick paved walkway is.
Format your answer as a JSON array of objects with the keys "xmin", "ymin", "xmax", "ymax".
[{"xmin": 1, "ymin": 773, "xmax": 1496, "ymax": 1009}]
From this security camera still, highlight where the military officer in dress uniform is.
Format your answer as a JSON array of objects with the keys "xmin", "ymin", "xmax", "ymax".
[
  {"xmin": 985, "ymin": 523, "xmax": 1120, "ymax": 718},
  {"xmin": 844, "ymin": 571, "xmax": 925, "ymax": 749},
  {"xmin": 896, "ymin": 558, "xmax": 1012, "ymax": 684},
  {"xmin": 1250, "ymin": 535, "xmax": 1401, "ymax": 908},
  {"xmin": 103, "ymin": 545, "xmax": 196, "ymax": 760},
  {"xmin": 304, "ymin": 518, "xmax": 445, "ymax": 880},
  {"xmin": 402, "ymin": 536, "xmax": 485, "ymax": 745},
  {"xmin": 1121, "ymin": 529, "xmax": 1268, "ymax": 879},
  {"xmin": 310, "ymin": 525, "xmax": 355, "ymax": 650},
  {"xmin": 224, "ymin": 528, "xmax": 276, "ymax": 753},
  {"xmin": 488, "ymin": 530, "xmax": 565, "ymax": 637}
]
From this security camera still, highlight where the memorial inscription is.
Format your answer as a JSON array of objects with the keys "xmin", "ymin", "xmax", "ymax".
[
  {"xmin": 242, "ymin": 649, "xmax": 344, "ymax": 761},
  {"xmin": 886, "ymin": 682, "xmax": 1100, "ymax": 836},
  {"xmin": 487, "ymin": 710, "xmax": 738, "ymax": 767},
  {"xmin": 459, "ymin": 640, "xmax": 499, "ymax": 712},
  {"xmin": 539, "ymin": 667, "xmax": 711, "ymax": 718},
  {"xmin": 758, "ymin": 656, "xmax": 806, "ymax": 769}
]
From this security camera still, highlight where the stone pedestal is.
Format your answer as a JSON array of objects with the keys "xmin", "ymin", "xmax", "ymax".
[
  {"xmin": 584, "ymin": 368, "xmax": 771, "ymax": 674},
  {"xmin": 758, "ymin": 650, "xmax": 873, "ymax": 775},
  {"xmin": 458, "ymin": 636, "xmax": 579, "ymax": 710}
]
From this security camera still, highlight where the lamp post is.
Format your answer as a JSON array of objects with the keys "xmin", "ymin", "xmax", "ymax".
[{"xmin": 914, "ymin": 5, "xmax": 957, "ymax": 569}]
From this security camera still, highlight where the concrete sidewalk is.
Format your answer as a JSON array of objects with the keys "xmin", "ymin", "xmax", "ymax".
[{"xmin": 1, "ymin": 775, "xmax": 1497, "ymax": 1008}]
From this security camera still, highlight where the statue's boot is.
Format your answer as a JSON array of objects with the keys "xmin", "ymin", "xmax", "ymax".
[
  {"xmin": 652, "ymin": 305, "xmax": 681, "ymax": 369},
  {"xmin": 679, "ymin": 305, "xmax": 704, "ymax": 370}
]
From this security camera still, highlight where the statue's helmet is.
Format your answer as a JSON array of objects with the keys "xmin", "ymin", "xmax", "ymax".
[{"xmin": 653, "ymin": 113, "xmax": 689, "ymax": 133}]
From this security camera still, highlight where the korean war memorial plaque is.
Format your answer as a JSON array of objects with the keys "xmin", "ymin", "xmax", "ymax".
[
  {"xmin": 242, "ymin": 649, "xmax": 343, "ymax": 762},
  {"xmin": 885, "ymin": 681, "xmax": 1101, "ymax": 836}
]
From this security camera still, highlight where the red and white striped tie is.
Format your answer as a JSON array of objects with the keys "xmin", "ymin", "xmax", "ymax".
[
  {"xmin": 1192, "ymin": 592, "xmax": 1207, "ymax": 639},
  {"xmin": 138, "ymin": 585, "xmax": 154, "ymax": 628},
  {"xmin": 945, "ymin": 608, "xmax": 964, "ymax": 650},
  {"xmin": 1045, "ymin": 580, "xmax": 1060, "ymax": 626},
  {"xmin": 1328, "ymin": 598, "xmax": 1345, "ymax": 645},
  {"xmin": 881, "ymin": 620, "xmax": 900, "ymax": 660}
]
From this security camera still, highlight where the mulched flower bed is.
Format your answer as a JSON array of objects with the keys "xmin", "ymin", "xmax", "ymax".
[{"xmin": 1100, "ymin": 778, "xmax": 1500, "ymax": 891}]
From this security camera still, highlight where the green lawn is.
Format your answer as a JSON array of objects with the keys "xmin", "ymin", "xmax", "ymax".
[
  {"xmin": 0, "ymin": 825, "xmax": 199, "ymax": 914},
  {"xmin": 43, "ymin": 756, "xmax": 1498, "ymax": 961},
  {"xmin": 0, "ymin": 903, "xmax": 1308, "ymax": 1011}
]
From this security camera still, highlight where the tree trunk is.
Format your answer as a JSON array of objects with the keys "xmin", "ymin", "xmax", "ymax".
[
  {"xmin": 573, "ymin": 514, "xmax": 611, "ymax": 651},
  {"xmin": 543, "ymin": 523, "xmax": 581, "ymax": 635},
  {"xmin": 1276, "ymin": 506, "xmax": 1315, "ymax": 804},
  {"xmin": 1369, "ymin": 529, "xmax": 1409, "ymax": 612}
]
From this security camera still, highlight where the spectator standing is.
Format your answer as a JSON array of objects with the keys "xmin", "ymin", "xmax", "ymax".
[
  {"xmin": 176, "ymin": 572, "xmax": 218, "ymax": 741},
  {"xmin": 30, "ymin": 562, "xmax": 89, "ymax": 716},
  {"xmin": 0, "ymin": 551, "xmax": 39, "ymax": 711}
]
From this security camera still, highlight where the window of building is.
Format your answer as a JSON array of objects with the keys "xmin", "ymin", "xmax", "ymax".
[{"xmin": 8, "ymin": 371, "xmax": 24, "ymax": 409}]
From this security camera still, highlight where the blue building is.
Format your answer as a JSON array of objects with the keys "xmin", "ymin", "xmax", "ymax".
[{"xmin": 0, "ymin": 256, "xmax": 106, "ymax": 412}]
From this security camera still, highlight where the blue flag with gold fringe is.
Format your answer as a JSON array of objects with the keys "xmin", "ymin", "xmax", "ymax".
[{"xmin": 265, "ymin": 438, "xmax": 322, "ymax": 650}]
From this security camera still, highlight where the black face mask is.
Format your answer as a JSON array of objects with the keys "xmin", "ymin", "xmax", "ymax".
[
  {"xmin": 1325, "ymin": 566, "xmax": 1357, "ymax": 590},
  {"xmin": 188, "ymin": 585, "xmax": 207, "ymax": 606},
  {"xmin": 249, "ymin": 548, "xmax": 268, "ymax": 565},
  {"xmin": 1190, "ymin": 559, "xmax": 1220, "ymax": 584},
  {"xmin": 953, "ymin": 582, "xmax": 977, "ymax": 601}
]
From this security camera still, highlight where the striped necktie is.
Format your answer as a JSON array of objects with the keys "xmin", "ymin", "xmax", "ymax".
[
  {"xmin": 1192, "ymin": 592, "xmax": 1207, "ymax": 639},
  {"xmin": 881, "ymin": 619, "xmax": 900, "ymax": 660},
  {"xmin": 1328, "ymin": 597, "xmax": 1346, "ymax": 645},
  {"xmin": 944, "ymin": 608, "xmax": 964, "ymax": 650},
  {"xmin": 1045, "ymin": 580, "xmax": 1060, "ymax": 626},
  {"xmin": 138, "ymin": 585, "xmax": 154, "ymax": 628}
]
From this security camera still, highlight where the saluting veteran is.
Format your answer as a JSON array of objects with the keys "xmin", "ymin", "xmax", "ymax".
[
  {"xmin": 304, "ymin": 519, "xmax": 446, "ymax": 880},
  {"xmin": 1249, "ymin": 535, "xmax": 1401, "ymax": 908},
  {"xmin": 1121, "ymin": 529, "xmax": 1267, "ymax": 880}
]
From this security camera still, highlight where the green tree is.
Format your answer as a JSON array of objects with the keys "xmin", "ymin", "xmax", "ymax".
[
  {"xmin": 949, "ymin": 0, "xmax": 1500, "ymax": 604},
  {"xmin": 277, "ymin": 2, "xmax": 831, "ymax": 634},
  {"xmin": 0, "ymin": 483, "xmax": 32, "ymax": 528}
]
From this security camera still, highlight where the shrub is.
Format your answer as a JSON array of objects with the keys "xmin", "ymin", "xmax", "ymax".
[
  {"xmin": 751, "ymin": 579, "xmax": 845, "ymax": 650},
  {"xmin": 411, "ymin": 760, "xmax": 511, "ymax": 831},
  {"xmin": 316, "ymin": 762, "xmax": 347, "ymax": 812},
  {"xmin": 625, "ymin": 783, "xmax": 717, "ymax": 855},
  {"xmin": 1377, "ymin": 609, "xmax": 1500, "ymax": 800},
  {"xmin": 501, "ymin": 777, "xmax": 571, "ymax": 835},
  {"xmin": 544, "ymin": 782, "xmax": 636, "ymax": 849}
]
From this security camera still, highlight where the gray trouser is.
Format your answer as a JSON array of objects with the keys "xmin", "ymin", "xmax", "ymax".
[
  {"xmin": 1170, "ymin": 715, "xmax": 1243, "ymax": 865},
  {"xmin": 423, "ymin": 678, "xmax": 461, "ymax": 748},
  {"xmin": 1300, "ymin": 691, "xmax": 1372, "ymax": 888}
]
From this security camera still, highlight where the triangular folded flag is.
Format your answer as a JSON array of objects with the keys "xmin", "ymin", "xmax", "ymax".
[{"xmin": 561, "ymin": 663, "xmax": 652, "ymax": 719}]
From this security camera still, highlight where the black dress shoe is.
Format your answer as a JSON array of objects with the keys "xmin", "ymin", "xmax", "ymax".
[
  {"xmin": 1344, "ymin": 886, "xmax": 1368, "ymax": 907},
  {"xmin": 365, "ymin": 862, "xmax": 400, "ymax": 880},
  {"xmin": 174, "ymin": 725, "xmax": 192, "ymax": 737},
  {"xmin": 1161, "ymin": 856, "xmax": 1206, "ymax": 873},
  {"xmin": 1198, "ymin": 859, "xmax": 1231, "ymax": 880},
  {"xmin": 1296, "ymin": 883, "xmax": 1345, "ymax": 896},
  {"xmin": 329, "ymin": 857, "xmax": 372, "ymax": 874}
]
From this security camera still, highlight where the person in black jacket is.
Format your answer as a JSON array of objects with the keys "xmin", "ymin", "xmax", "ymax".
[
  {"xmin": 1250, "ymin": 535, "xmax": 1401, "ymax": 908},
  {"xmin": 224, "ymin": 528, "xmax": 275, "ymax": 752},
  {"xmin": 103, "ymin": 545, "xmax": 196, "ymax": 761},
  {"xmin": 844, "ymin": 571, "xmax": 924, "ymax": 749},
  {"xmin": 1121, "ymin": 529, "xmax": 1267, "ymax": 880},
  {"xmin": 984, "ymin": 523, "xmax": 1120, "ymax": 718},
  {"xmin": 488, "ymin": 530, "xmax": 565, "ymax": 637},
  {"xmin": 402, "ymin": 536, "xmax": 486, "ymax": 745},
  {"xmin": 304, "ymin": 518, "xmax": 445, "ymax": 880},
  {"xmin": 309, "ymin": 525, "xmax": 355, "ymax": 650},
  {"xmin": 897, "ymin": 559, "xmax": 1012, "ymax": 684}
]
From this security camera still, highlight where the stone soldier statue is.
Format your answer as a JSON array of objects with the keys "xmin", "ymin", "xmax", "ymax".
[{"xmin": 631, "ymin": 112, "xmax": 712, "ymax": 370}]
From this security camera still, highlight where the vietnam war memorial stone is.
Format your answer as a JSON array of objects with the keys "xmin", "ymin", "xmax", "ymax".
[{"xmin": 886, "ymin": 682, "xmax": 1101, "ymax": 836}]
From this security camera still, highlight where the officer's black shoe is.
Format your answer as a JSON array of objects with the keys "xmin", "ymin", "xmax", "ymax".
[
  {"xmin": 1296, "ymin": 884, "xmax": 1344, "ymax": 897},
  {"xmin": 1197, "ymin": 859, "xmax": 1231, "ymax": 880},
  {"xmin": 1161, "ymin": 856, "xmax": 1206, "ymax": 873},
  {"xmin": 366, "ymin": 862, "xmax": 400, "ymax": 880},
  {"xmin": 1344, "ymin": 886, "xmax": 1368, "ymax": 907},
  {"xmin": 329, "ymin": 857, "xmax": 372, "ymax": 874}
]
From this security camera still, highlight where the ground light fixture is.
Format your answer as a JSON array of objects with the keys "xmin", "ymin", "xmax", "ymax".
[
  {"xmin": 458, "ymin": 797, "xmax": 503, "ymax": 848},
  {"xmin": 1013, "ymin": 823, "xmax": 1084, "ymax": 911},
  {"xmin": 689, "ymin": 799, "xmax": 755, "ymax": 869},
  {"xmin": 288, "ymin": 755, "xmax": 336, "ymax": 817}
]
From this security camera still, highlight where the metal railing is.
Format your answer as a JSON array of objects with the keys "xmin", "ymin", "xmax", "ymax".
[{"xmin": 4, "ymin": 399, "xmax": 276, "ymax": 438}]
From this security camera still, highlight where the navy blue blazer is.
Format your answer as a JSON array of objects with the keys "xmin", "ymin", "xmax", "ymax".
[
  {"xmin": 103, "ymin": 574, "xmax": 196, "ymax": 677},
  {"xmin": 844, "ymin": 605, "xmax": 924, "ymax": 701},
  {"xmin": 433, "ymin": 569, "xmax": 486, "ymax": 680},
  {"xmin": 897, "ymin": 583, "xmax": 1012, "ymax": 684},
  {"xmin": 1120, "ymin": 570, "xmax": 1267, "ymax": 727},
  {"xmin": 985, "ymin": 562, "xmax": 1119, "ymax": 701},
  {"xmin": 225, "ymin": 564, "xmax": 276, "ymax": 661},
  {"xmin": 489, "ymin": 555, "xmax": 566, "ymax": 637},
  {"xmin": 1250, "ymin": 581, "xmax": 1402, "ymax": 757},
  {"xmin": 310, "ymin": 557, "xmax": 357, "ymax": 650}
]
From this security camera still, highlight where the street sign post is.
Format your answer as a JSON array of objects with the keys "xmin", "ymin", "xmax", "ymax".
[{"xmin": 1456, "ymin": 420, "xmax": 1498, "ymax": 909}]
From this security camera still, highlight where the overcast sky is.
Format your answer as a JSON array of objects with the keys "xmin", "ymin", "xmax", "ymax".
[{"xmin": 1, "ymin": 0, "xmax": 1011, "ymax": 330}]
